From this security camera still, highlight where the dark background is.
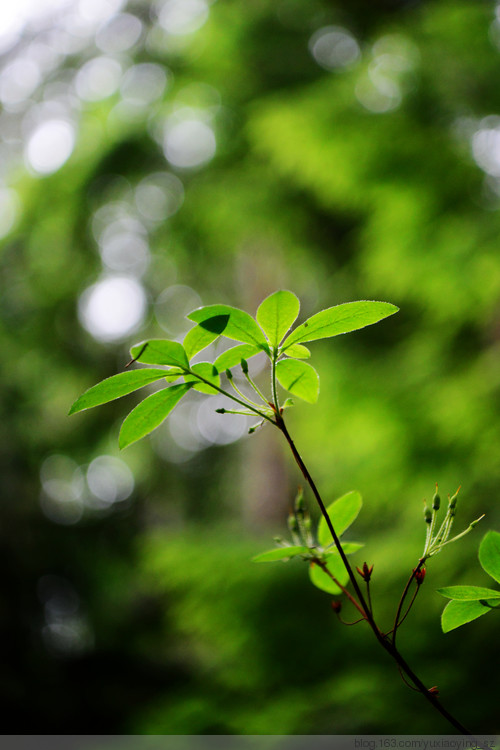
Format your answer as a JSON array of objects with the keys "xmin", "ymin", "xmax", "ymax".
[{"xmin": 1, "ymin": 0, "xmax": 500, "ymax": 735}]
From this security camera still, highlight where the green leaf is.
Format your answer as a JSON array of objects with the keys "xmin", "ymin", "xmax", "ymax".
[
  {"xmin": 188, "ymin": 304, "xmax": 270, "ymax": 353},
  {"xmin": 441, "ymin": 599, "xmax": 494, "ymax": 633},
  {"xmin": 130, "ymin": 340, "xmax": 189, "ymax": 369},
  {"xmin": 119, "ymin": 383, "xmax": 192, "ymax": 449},
  {"xmin": 276, "ymin": 358, "xmax": 319, "ymax": 403},
  {"xmin": 252, "ymin": 545, "xmax": 309, "ymax": 562},
  {"xmin": 318, "ymin": 491, "xmax": 363, "ymax": 547},
  {"xmin": 309, "ymin": 555, "xmax": 349, "ymax": 595},
  {"xmin": 437, "ymin": 585, "xmax": 500, "ymax": 601},
  {"xmin": 282, "ymin": 300, "xmax": 399, "ymax": 348},
  {"xmin": 282, "ymin": 343, "xmax": 310, "ymax": 359},
  {"xmin": 256, "ymin": 290, "xmax": 300, "ymax": 347},
  {"xmin": 214, "ymin": 344, "xmax": 261, "ymax": 371},
  {"xmin": 69, "ymin": 369, "xmax": 175, "ymax": 415},
  {"xmin": 185, "ymin": 362, "xmax": 220, "ymax": 394},
  {"xmin": 479, "ymin": 530, "xmax": 500, "ymax": 585},
  {"xmin": 183, "ymin": 322, "xmax": 225, "ymax": 360}
]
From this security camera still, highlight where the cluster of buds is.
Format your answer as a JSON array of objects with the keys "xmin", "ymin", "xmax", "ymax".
[{"xmin": 421, "ymin": 484, "xmax": 484, "ymax": 561}]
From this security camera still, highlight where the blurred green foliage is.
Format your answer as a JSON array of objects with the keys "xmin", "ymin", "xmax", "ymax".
[{"xmin": 1, "ymin": 0, "xmax": 500, "ymax": 735}]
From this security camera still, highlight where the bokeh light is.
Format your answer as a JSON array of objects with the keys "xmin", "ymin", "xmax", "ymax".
[
  {"xmin": 309, "ymin": 26, "xmax": 361, "ymax": 71},
  {"xmin": 157, "ymin": 0, "xmax": 209, "ymax": 37},
  {"xmin": 155, "ymin": 284, "xmax": 201, "ymax": 335},
  {"xmin": 74, "ymin": 55, "xmax": 122, "ymax": 101},
  {"xmin": 86, "ymin": 455, "xmax": 134, "ymax": 508},
  {"xmin": 78, "ymin": 275, "xmax": 147, "ymax": 342},
  {"xmin": 24, "ymin": 118, "xmax": 75, "ymax": 174},
  {"xmin": 40, "ymin": 454, "xmax": 85, "ymax": 525},
  {"xmin": 163, "ymin": 110, "xmax": 216, "ymax": 169},
  {"xmin": 134, "ymin": 171, "xmax": 184, "ymax": 222}
]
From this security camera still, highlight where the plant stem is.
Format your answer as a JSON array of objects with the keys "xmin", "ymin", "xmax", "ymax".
[
  {"xmin": 185, "ymin": 369, "xmax": 276, "ymax": 425},
  {"xmin": 392, "ymin": 559, "xmax": 425, "ymax": 647},
  {"xmin": 275, "ymin": 414, "xmax": 471, "ymax": 735}
]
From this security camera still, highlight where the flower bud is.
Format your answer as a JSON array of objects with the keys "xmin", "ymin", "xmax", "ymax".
[
  {"xmin": 356, "ymin": 563, "xmax": 373, "ymax": 582},
  {"xmin": 240, "ymin": 358, "xmax": 249, "ymax": 374},
  {"xmin": 423, "ymin": 505, "xmax": 432, "ymax": 524},
  {"xmin": 331, "ymin": 600, "xmax": 342, "ymax": 613},
  {"xmin": 294, "ymin": 487, "xmax": 305, "ymax": 513},
  {"xmin": 414, "ymin": 567, "xmax": 426, "ymax": 585},
  {"xmin": 432, "ymin": 486, "xmax": 441, "ymax": 511},
  {"xmin": 225, "ymin": 368, "xmax": 233, "ymax": 380},
  {"xmin": 215, "ymin": 408, "xmax": 226, "ymax": 414},
  {"xmin": 448, "ymin": 486, "xmax": 461, "ymax": 510},
  {"xmin": 287, "ymin": 514, "xmax": 299, "ymax": 534}
]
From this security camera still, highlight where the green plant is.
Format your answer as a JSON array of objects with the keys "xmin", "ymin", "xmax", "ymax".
[
  {"xmin": 438, "ymin": 530, "xmax": 500, "ymax": 632},
  {"xmin": 70, "ymin": 290, "xmax": 496, "ymax": 734}
]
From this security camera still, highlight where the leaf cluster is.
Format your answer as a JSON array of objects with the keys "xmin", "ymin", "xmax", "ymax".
[
  {"xmin": 438, "ymin": 530, "xmax": 500, "ymax": 632},
  {"xmin": 69, "ymin": 291, "xmax": 398, "ymax": 449},
  {"xmin": 253, "ymin": 490, "xmax": 364, "ymax": 597}
]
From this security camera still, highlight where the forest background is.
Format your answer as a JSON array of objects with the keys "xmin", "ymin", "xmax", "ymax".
[{"xmin": 1, "ymin": 0, "xmax": 500, "ymax": 735}]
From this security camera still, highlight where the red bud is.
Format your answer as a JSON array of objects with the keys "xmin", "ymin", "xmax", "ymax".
[{"xmin": 414, "ymin": 567, "xmax": 426, "ymax": 585}]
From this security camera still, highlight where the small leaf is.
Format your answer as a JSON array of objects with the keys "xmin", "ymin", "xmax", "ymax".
[
  {"xmin": 309, "ymin": 556, "xmax": 349, "ymax": 595},
  {"xmin": 185, "ymin": 362, "xmax": 220, "ymax": 394},
  {"xmin": 479, "ymin": 530, "xmax": 500, "ymax": 585},
  {"xmin": 188, "ymin": 304, "xmax": 270, "ymax": 353},
  {"xmin": 282, "ymin": 300, "xmax": 399, "ymax": 348},
  {"xmin": 318, "ymin": 491, "xmax": 363, "ymax": 547},
  {"xmin": 69, "ymin": 369, "xmax": 174, "ymax": 415},
  {"xmin": 252, "ymin": 545, "xmax": 309, "ymax": 562},
  {"xmin": 441, "ymin": 599, "xmax": 493, "ymax": 633},
  {"xmin": 130, "ymin": 340, "xmax": 189, "ymax": 369},
  {"xmin": 119, "ymin": 383, "xmax": 192, "ymax": 449},
  {"xmin": 256, "ymin": 290, "xmax": 300, "ymax": 347},
  {"xmin": 437, "ymin": 585, "xmax": 500, "ymax": 601},
  {"xmin": 282, "ymin": 343, "xmax": 311, "ymax": 359},
  {"xmin": 276, "ymin": 359, "xmax": 319, "ymax": 404},
  {"xmin": 214, "ymin": 344, "xmax": 261, "ymax": 371},
  {"xmin": 184, "ymin": 322, "xmax": 226, "ymax": 359}
]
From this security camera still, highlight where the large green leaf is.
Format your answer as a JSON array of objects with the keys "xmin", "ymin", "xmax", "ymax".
[
  {"xmin": 276, "ymin": 358, "xmax": 319, "ymax": 403},
  {"xmin": 69, "ymin": 369, "xmax": 175, "ymax": 415},
  {"xmin": 309, "ymin": 555, "xmax": 349, "ymax": 595},
  {"xmin": 479, "ymin": 530, "xmax": 500, "ymax": 585},
  {"xmin": 441, "ymin": 599, "xmax": 494, "ymax": 633},
  {"xmin": 252, "ymin": 545, "xmax": 309, "ymax": 563},
  {"xmin": 214, "ymin": 344, "xmax": 261, "ymax": 371},
  {"xmin": 185, "ymin": 362, "xmax": 220, "ymax": 394},
  {"xmin": 130, "ymin": 339, "xmax": 189, "ymax": 369},
  {"xmin": 119, "ymin": 383, "xmax": 192, "ymax": 449},
  {"xmin": 317, "ymin": 491, "xmax": 363, "ymax": 547},
  {"xmin": 256, "ymin": 290, "xmax": 300, "ymax": 347},
  {"xmin": 438, "ymin": 585, "xmax": 500, "ymax": 601},
  {"xmin": 188, "ymin": 304, "xmax": 270, "ymax": 353},
  {"xmin": 183, "ymin": 320, "xmax": 227, "ymax": 359},
  {"xmin": 282, "ymin": 300, "xmax": 399, "ymax": 348}
]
